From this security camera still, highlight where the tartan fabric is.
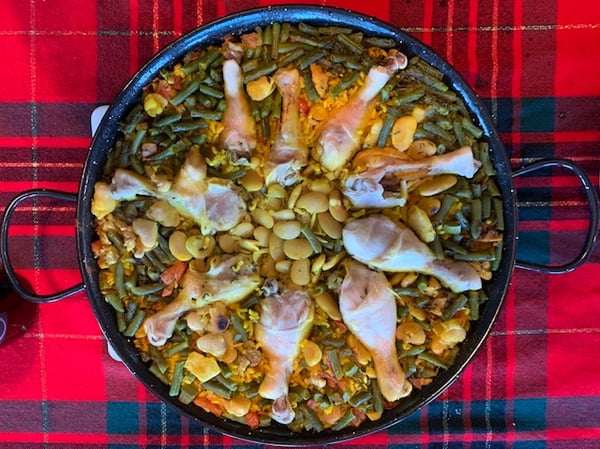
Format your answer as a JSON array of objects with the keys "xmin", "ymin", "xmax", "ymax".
[{"xmin": 0, "ymin": 0, "xmax": 599, "ymax": 447}]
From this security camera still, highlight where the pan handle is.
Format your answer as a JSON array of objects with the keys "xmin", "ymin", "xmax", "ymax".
[
  {"xmin": 0, "ymin": 189, "xmax": 85, "ymax": 303},
  {"xmin": 512, "ymin": 158, "xmax": 599, "ymax": 274}
]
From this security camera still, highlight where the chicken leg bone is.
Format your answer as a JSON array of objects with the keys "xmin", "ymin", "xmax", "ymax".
[
  {"xmin": 220, "ymin": 58, "xmax": 257, "ymax": 164},
  {"xmin": 339, "ymin": 260, "xmax": 412, "ymax": 402},
  {"xmin": 343, "ymin": 214, "xmax": 482, "ymax": 293},
  {"xmin": 312, "ymin": 51, "xmax": 408, "ymax": 172},
  {"xmin": 255, "ymin": 285, "xmax": 314, "ymax": 424},
  {"xmin": 343, "ymin": 146, "xmax": 481, "ymax": 208},
  {"xmin": 264, "ymin": 68, "xmax": 308, "ymax": 186},
  {"xmin": 144, "ymin": 254, "xmax": 260, "ymax": 346},
  {"xmin": 109, "ymin": 147, "xmax": 246, "ymax": 234}
]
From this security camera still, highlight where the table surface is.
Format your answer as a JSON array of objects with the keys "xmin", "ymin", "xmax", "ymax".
[{"xmin": 1, "ymin": 0, "xmax": 599, "ymax": 448}]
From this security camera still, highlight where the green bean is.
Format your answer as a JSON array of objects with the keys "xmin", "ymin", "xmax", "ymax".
[
  {"xmin": 301, "ymin": 69, "xmax": 320, "ymax": 103},
  {"xmin": 116, "ymin": 311, "xmax": 127, "ymax": 333},
  {"xmin": 330, "ymin": 54, "xmax": 366, "ymax": 71},
  {"xmin": 244, "ymin": 61, "xmax": 278, "ymax": 83},
  {"xmin": 479, "ymin": 142, "xmax": 496, "ymax": 176},
  {"xmin": 105, "ymin": 291, "xmax": 124, "ymax": 313},
  {"xmin": 442, "ymin": 294, "xmax": 468, "ymax": 320},
  {"xmin": 171, "ymin": 79, "xmax": 201, "ymax": 105},
  {"xmin": 240, "ymin": 384, "xmax": 260, "ymax": 399},
  {"xmin": 198, "ymin": 83, "xmax": 223, "ymax": 99},
  {"xmin": 364, "ymin": 36, "xmax": 397, "ymax": 48},
  {"xmin": 148, "ymin": 139, "xmax": 187, "ymax": 162},
  {"xmin": 391, "ymin": 87, "xmax": 425, "ymax": 106},
  {"xmin": 170, "ymin": 120, "xmax": 206, "ymax": 132},
  {"xmin": 298, "ymin": 22, "xmax": 320, "ymax": 36},
  {"xmin": 149, "ymin": 361, "xmax": 170, "ymax": 384},
  {"xmin": 107, "ymin": 230, "xmax": 126, "ymax": 252},
  {"xmin": 331, "ymin": 408, "xmax": 356, "ymax": 431},
  {"xmin": 440, "ymin": 239, "xmax": 467, "ymax": 256},
  {"xmin": 271, "ymin": 91, "xmax": 282, "ymax": 121},
  {"xmin": 230, "ymin": 312, "xmax": 248, "ymax": 342},
  {"xmin": 454, "ymin": 249, "xmax": 496, "ymax": 262},
  {"xmin": 326, "ymin": 348, "xmax": 344, "ymax": 379},
  {"xmin": 493, "ymin": 198, "xmax": 504, "ymax": 231},
  {"xmin": 330, "ymin": 71, "xmax": 360, "ymax": 98},
  {"xmin": 289, "ymin": 32, "xmax": 321, "ymax": 48},
  {"xmin": 242, "ymin": 58, "xmax": 260, "ymax": 73},
  {"xmin": 423, "ymin": 121, "xmax": 455, "ymax": 143},
  {"xmin": 277, "ymin": 47, "xmax": 306, "ymax": 68},
  {"xmin": 178, "ymin": 382, "xmax": 199, "ymax": 405},
  {"xmin": 197, "ymin": 47, "xmax": 221, "ymax": 71},
  {"xmin": 393, "ymin": 287, "xmax": 421, "ymax": 297},
  {"xmin": 433, "ymin": 194, "xmax": 458, "ymax": 224},
  {"xmin": 215, "ymin": 374, "xmax": 238, "ymax": 392},
  {"xmin": 262, "ymin": 24, "xmax": 273, "ymax": 45},
  {"xmin": 129, "ymin": 128, "xmax": 147, "ymax": 156},
  {"xmin": 298, "ymin": 404, "xmax": 324, "ymax": 432},
  {"xmin": 400, "ymin": 344, "xmax": 427, "ymax": 358},
  {"xmin": 319, "ymin": 26, "xmax": 353, "ymax": 35},
  {"xmin": 154, "ymin": 112, "xmax": 182, "ymax": 127},
  {"xmin": 431, "ymin": 234, "xmax": 445, "ymax": 259},
  {"xmin": 297, "ymin": 48, "xmax": 327, "ymax": 70},
  {"xmin": 491, "ymin": 236, "xmax": 503, "ymax": 271},
  {"xmin": 487, "ymin": 178, "xmax": 500, "ymax": 197},
  {"xmin": 468, "ymin": 291, "xmax": 480, "ymax": 320},
  {"xmin": 279, "ymin": 22, "xmax": 291, "ymax": 42},
  {"xmin": 470, "ymin": 198, "xmax": 482, "ymax": 239},
  {"xmin": 370, "ymin": 381, "xmax": 384, "ymax": 414},
  {"xmin": 271, "ymin": 22, "xmax": 281, "ymax": 60},
  {"xmin": 301, "ymin": 226, "xmax": 322, "ymax": 253},
  {"xmin": 114, "ymin": 260, "xmax": 127, "ymax": 300},
  {"xmin": 124, "ymin": 309, "xmax": 146, "ymax": 337},
  {"xmin": 201, "ymin": 380, "xmax": 231, "ymax": 399},
  {"xmin": 122, "ymin": 104, "xmax": 144, "ymax": 135},
  {"xmin": 377, "ymin": 113, "xmax": 395, "ymax": 147},
  {"xmin": 130, "ymin": 282, "xmax": 164, "ymax": 296},
  {"xmin": 418, "ymin": 352, "xmax": 449, "ymax": 370},
  {"xmin": 461, "ymin": 116, "xmax": 483, "ymax": 138},
  {"xmin": 406, "ymin": 66, "xmax": 449, "ymax": 92},
  {"xmin": 482, "ymin": 191, "xmax": 492, "ymax": 219},
  {"xmin": 238, "ymin": 295, "xmax": 259, "ymax": 309},
  {"xmin": 320, "ymin": 336, "xmax": 345, "ymax": 348},
  {"xmin": 169, "ymin": 360, "xmax": 185, "ymax": 397},
  {"xmin": 151, "ymin": 244, "xmax": 175, "ymax": 265},
  {"xmin": 349, "ymin": 390, "xmax": 371, "ymax": 408},
  {"xmin": 336, "ymin": 33, "xmax": 364, "ymax": 55}
]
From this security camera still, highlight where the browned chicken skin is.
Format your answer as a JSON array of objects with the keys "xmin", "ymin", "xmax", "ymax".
[
  {"xmin": 343, "ymin": 214, "xmax": 482, "ymax": 293},
  {"xmin": 312, "ymin": 51, "xmax": 408, "ymax": 172},
  {"xmin": 264, "ymin": 68, "xmax": 308, "ymax": 186},
  {"xmin": 143, "ymin": 255, "xmax": 260, "ymax": 346},
  {"xmin": 339, "ymin": 260, "xmax": 412, "ymax": 402},
  {"xmin": 255, "ymin": 285, "xmax": 314, "ymax": 424}
]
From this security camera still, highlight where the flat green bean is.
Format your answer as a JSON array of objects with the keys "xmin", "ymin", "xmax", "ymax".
[
  {"xmin": 376, "ymin": 113, "xmax": 395, "ymax": 147},
  {"xmin": 171, "ymin": 79, "xmax": 201, "ymax": 105},
  {"xmin": 442, "ymin": 294, "xmax": 468, "ymax": 320},
  {"xmin": 330, "ymin": 71, "xmax": 360, "ymax": 98},
  {"xmin": 331, "ymin": 408, "xmax": 356, "ymax": 431},
  {"xmin": 336, "ymin": 33, "xmax": 364, "ymax": 55},
  {"xmin": 169, "ymin": 360, "xmax": 185, "ymax": 397},
  {"xmin": 124, "ymin": 309, "xmax": 146, "ymax": 337}
]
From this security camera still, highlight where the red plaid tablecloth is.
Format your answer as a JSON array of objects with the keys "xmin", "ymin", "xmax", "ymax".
[{"xmin": 0, "ymin": 0, "xmax": 599, "ymax": 447}]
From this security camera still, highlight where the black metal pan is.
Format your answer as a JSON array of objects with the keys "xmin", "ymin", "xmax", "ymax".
[{"xmin": 1, "ymin": 5, "xmax": 598, "ymax": 445}]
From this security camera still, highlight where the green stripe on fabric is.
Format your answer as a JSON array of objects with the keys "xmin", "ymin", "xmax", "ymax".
[
  {"xmin": 520, "ymin": 98, "xmax": 555, "ymax": 133},
  {"xmin": 107, "ymin": 402, "xmax": 139, "ymax": 434},
  {"xmin": 514, "ymin": 441, "xmax": 547, "ymax": 449},
  {"xmin": 146, "ymin": 402, "xmax": 181, "ymax": 435},
  {"xmin": 514, "ymin": 398, "xmax": 547, "ymax": 431},
  {"xmin": 516, "ymin": 231, "xmax": 551, "ymax": 266}
]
